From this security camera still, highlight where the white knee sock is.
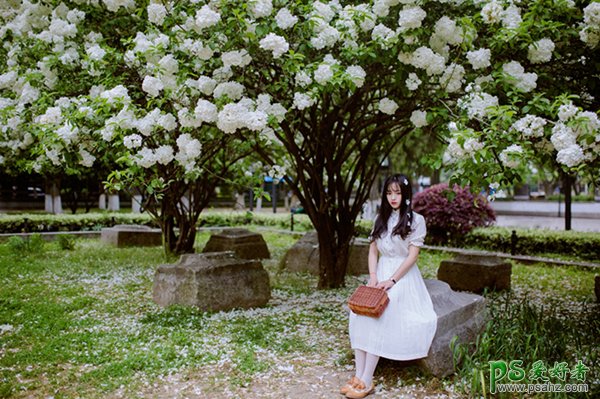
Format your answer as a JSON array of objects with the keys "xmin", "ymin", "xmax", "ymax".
[
  {"xmin": 354, "ymin": 349, "xmax": 366, "ymax": 380},
  {"xmin": 360, "ymin": 352, "xmax": 380, "ymax": 387}
]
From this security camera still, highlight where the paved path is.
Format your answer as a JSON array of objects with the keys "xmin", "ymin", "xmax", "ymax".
[{"xmin": 494, "ymin": 215, "xmax": 599, "ymax": 232}]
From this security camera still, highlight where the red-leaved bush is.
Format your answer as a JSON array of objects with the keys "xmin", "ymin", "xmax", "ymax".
[{"xmin": 412, "ymin": 183, "xmax": 496, "ymax": 245}]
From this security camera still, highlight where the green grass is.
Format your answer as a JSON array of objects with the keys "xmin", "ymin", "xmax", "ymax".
[{"xmin": 0, "ymin": 229, "xmax": 598, "ymax": 398}]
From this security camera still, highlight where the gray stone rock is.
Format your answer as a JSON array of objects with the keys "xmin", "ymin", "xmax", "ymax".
[
  {"xmin": 101, "ymin": 224, "xmax": 162, "ymax": 247},
  {"xmin": 153, "ymin": 252, "xmax": 271, "ymax": 311},
  {"xmin": 202, "ymin": 228, "xmax": 270, "ymax": 259},
  {"xmin": 595, "ymin": 275, "xmax": 600, "ymax": 303},
  {"xmin": 417, "ymin": 279, "xmax": 487, "ymax": 377},
  {"xmin": 437, "ymin": 253, "xmax": 512, "ymax": 293},
  {"xmin": 282, "ymin": 232, "xmax": 370, "ymax": 276}
]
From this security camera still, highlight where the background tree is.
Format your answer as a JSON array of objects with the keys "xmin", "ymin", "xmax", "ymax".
[{"xmin": 438, "ymin": 1, "xmax": 600, "ymax": 230}]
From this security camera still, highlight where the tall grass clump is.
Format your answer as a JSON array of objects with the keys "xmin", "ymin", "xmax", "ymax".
[
  {"xmin": 6, "ymin": 233, "xmax": 45, "ymax": 255},
  {"xmin": 452, "ymin": 292, "xmax": 599, "ymax": 398}
]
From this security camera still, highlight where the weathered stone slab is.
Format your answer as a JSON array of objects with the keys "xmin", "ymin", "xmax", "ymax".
[
  {"xmin": 101, "ymin": 224, "xmax": 162, "ymax": 247},
  {"xmin": 595, "ymin": 275, "xmax": 600, "ymax": 303},
  {"xmin": 153, "ymin": 252, "xmax": 271, "ymax": 311},
  {"xmin": 202, "ymin": 228, "xmax": 270, "ymax": 259},
  {"xmin": 417, "ymin": 279, "xmax": 487, "ymax": 377},
  {"xmin": 282, "ymin": 232, "xmax": 370, "ymax": 275},
  {"xmin": 438, "ymin": 253, "xmax": 512, "ymax": 293}
]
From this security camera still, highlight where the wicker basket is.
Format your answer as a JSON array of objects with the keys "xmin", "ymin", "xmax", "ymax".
[{"xmin": 348, "ymin": 286, "xmax": 389, "ymax": 318}]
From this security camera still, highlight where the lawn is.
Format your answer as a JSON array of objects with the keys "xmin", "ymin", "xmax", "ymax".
[{"xmin": 0, "ymin": 228, "xmax": 598, "ymax": 398}]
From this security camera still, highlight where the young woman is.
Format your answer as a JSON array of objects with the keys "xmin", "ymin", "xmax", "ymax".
[{"xmin": 342, "ymin": 174, "xmax": 437, "ymax": 398}]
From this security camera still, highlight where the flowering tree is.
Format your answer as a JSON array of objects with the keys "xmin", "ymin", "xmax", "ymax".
[
  {"xmin": 1, "ymin": 0, "xmax": 598, "ymax": 285},
  {"xmin": 438, "ymin": 1, "xmax": 600, "ymax": 229}
]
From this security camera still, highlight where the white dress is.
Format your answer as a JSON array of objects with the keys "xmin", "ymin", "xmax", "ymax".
[{"xmin": 349, "ymin": 211, "xmax": 437, "ymax": 360}]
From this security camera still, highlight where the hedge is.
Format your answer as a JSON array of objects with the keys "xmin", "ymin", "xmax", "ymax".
[
  {"xmin": 463, "ymin": 226, "xmax": 600, "ymax": 261},
  {"xmin": 2, "ymin": 212, "xmax": 598, "ymax": 261},
  {"xmin": 0, "ymin": 210, "xmax": 314, "ymax": 234}
]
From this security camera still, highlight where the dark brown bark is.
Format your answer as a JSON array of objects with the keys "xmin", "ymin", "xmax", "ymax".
[{"xmin": 562, "ymin": 172, "xmax": 573, "ymax": 231}]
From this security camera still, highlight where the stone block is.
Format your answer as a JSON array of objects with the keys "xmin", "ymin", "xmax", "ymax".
[
  {"xmin": 438, "ymin": 253, "xmax": 512, "ymax": 293},
  {"xmin": 202, "ymin": 228, "xmax": 270, "ymax": 259},
  {"xmin": 153, "ymin": 252, "xmax": 271, "ymax": 311},
  {"xmin": 282, "ymin": 232, "xmax": 370, "ymax": 276},
  {"xmin": 417, "ymin": 279, "xmax": 487, "ymax": 377},
  {"xmin": 101, "ymin": 224, "xmax": 162, "ymax": 247}
]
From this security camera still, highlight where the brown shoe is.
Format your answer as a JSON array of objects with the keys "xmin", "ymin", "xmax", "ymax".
[
  {"xmin": 340, "ymin": 376, "xmax": 360, "ymax": 395},
  {"xmin": 345, "ymin": 379, "xmax": 374, "ymax": 399}
]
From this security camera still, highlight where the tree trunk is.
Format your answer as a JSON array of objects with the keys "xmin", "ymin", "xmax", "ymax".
[
  {"xmin": 316, "ymin": 226, "xmax": 352, "ymax": 289},
  {"xmin": 562, "ymin": 172, "xmax": 573, "ymax": 231}
]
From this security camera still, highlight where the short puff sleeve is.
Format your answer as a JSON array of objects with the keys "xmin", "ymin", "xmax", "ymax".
[{"xmin": 407, "ymin": 212, "xmax": 427, "ymax": 247}]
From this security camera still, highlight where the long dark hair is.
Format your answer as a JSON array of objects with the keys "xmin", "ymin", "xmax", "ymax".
[{"xmin": 371, "ymin": 174, "xmax": 414, "ymax": 241}]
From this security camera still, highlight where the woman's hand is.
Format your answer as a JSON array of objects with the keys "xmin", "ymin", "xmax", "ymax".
[
  {"xmin": 376, "ymin": 279, "xmax": 395, "ymax": 290},
  {"xmin": 367, "ymin": 275, "xmax": 378, "ymax": 287}
]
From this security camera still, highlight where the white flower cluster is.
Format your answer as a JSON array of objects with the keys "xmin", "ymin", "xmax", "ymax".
[
  {"xmin": 194, "ymin": 99, "xmax": 218, "ymax": 124},
  {"xmin": 440, "ymin": 63, "xmax": 465, "ymax": 93},
  {"xmin": 213, "ymin": 81, "xmax": 245, "ymax": 101},
  {"xmin": 444, "ymin": 133, "xmax": 485, "ymax": 164},
  {"xmin": 221, "ymin": 50, "xmax": 252, "ymax": 68},
  {"xmin": 217, "ymin": 99, "xmax": 266, "ymax": 134},
  {"xmin": 293, "ymin": 92, "xmax": 315, "ymax": 110},
  {"xmin": 134, "ymin": 108, "xmax": 177, "ymax": 136},
  {"xmin": 405, "ymin": 73, "xmax": 422, "ymax": 91},
  {"xmin": 432, "ymin": 16, "xmax": 463, "ymax": 49},
  {"xmin": 398, "ymin": 6, "xmax": 427, "ymax": 32},
  {"xmin": 99, "ymin": 85, "xmax": 131, "ymax": 105},
  {"xmin": 103, "ymin": 0, "xmax": 135, "ymax": 13},
  {"xmin": 557, "ymin": 102, "xmax": 579, "ymax": 122},
  {"xmin": 481, "ymin": 0, "xmax": 503, "ymax": 24},
  {"xmin": 250, "ymin": 0, "xmax": 273, "ymax": 19},
  {"xmin": 466, "ymin": 48, "xmax": 491, "ymax": 70},
  {"xmin": 481, "ymin": 1, "xmax": 522, "ymax": 29},
  {"xmin": 502, "ymin": 5, "xmax": 522, "ymax": 29},
  {"xmin": 38, "ymin": 106, "xmax": 64, "ymax": 125},
  {"xmin": 295, "ymin": 71, "xmax": 312, "ymax": 87},
  {"xmin": 502, "ymin": 61, "xmax": 537, "ymax": 92},
  {"xmin": 346, "ymin": 65, "xmax": 366, "ymax": 88},
  {"xmin": 195, "ymin": 5, "xmax": 220, "ymax": 30},
  {"xmin": 314, "ymin": 63, "xmax": 334, "ymax": 85},
  {"xmin": 259, "ymin": 33, "xmax": 289, "ymax": 59},
  {"xmin": 401, "ymin": 47, "xmax": 446, "ymax": 76},
  {"xmin": 410, "ymin": 110, "xmax": 428, "ymax": 128},
  {"xmin": 378, "ymin": 98, "xmax": 398, "ymax": 115},
  {"xmin": 142, "ymin": 75, "xmax": 163, "ymax": 97},
  {"xmin": 499, "ymin": 144, "xmax": 523, "ymax": 168},
  {"xmin": 580, "ymin": 2, "xmax": 600, "ymax": 48},
  {"xmin": 179, "ymin": 39, "xmax": 214, "ymax": 61},
  {"xmin": 135, "ymin": 145, "xmax": 173, "ymax": 168},
  {"xmin": 147, "ymin": 3, "xmax": 167, "ymax": 25},
  {"xmin": 175, "ymin": 133, "xmax": 202, "ymax": 171},
  {"xmin": 511, "ymin": 115, "xmax": 547, "ymax": 138},
  {"xmin": 311, "ymin": 25, "xmax": 341, "ymax": 50},
  {"xmin": 123, "ymin": 134, "xmax": 143, "ymax": 149},
  {"xmin": 458, "ymin": 89, "xmax": 499, "ymax": 119},
  {"xmin": 79, "ymin": 148, "xmax": 95, "ymax": 167},
  {"xmin": 275, "ymin": 8, "xmax": 298, "ymax": 30},
  {"xmin": 527, "ymin": 38, "xmax": 555, "ymax": 64},
  {"xmin": 371, "ymin": 24, "xmax": 397, "ymax": 47},
  {"xmin": 56, "ymin": 123, "xmax": 79, "ymax": 144}
]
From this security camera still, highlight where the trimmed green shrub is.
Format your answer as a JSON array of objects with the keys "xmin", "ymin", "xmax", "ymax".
[
  {"xmin": 56, "ymin": 234, "xmax": 76, "ymax": 250},
  {"xmin": 6, "ymin": 233, "xmax": 45, "ymax": 255},
  {"xmin": 0, "ymin": 213, "xmax": 155, "ymax": 234},
  {"xmin": 412, "ymin": 183, "xmax": 496, "ymax": 245},
  {"xmin": 463, "ymin": 227, "xmax": 600, "ymax": 261},
  {"xmin": 0, "ymin": 211, "xmax": 314, "ymax": 234}
]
